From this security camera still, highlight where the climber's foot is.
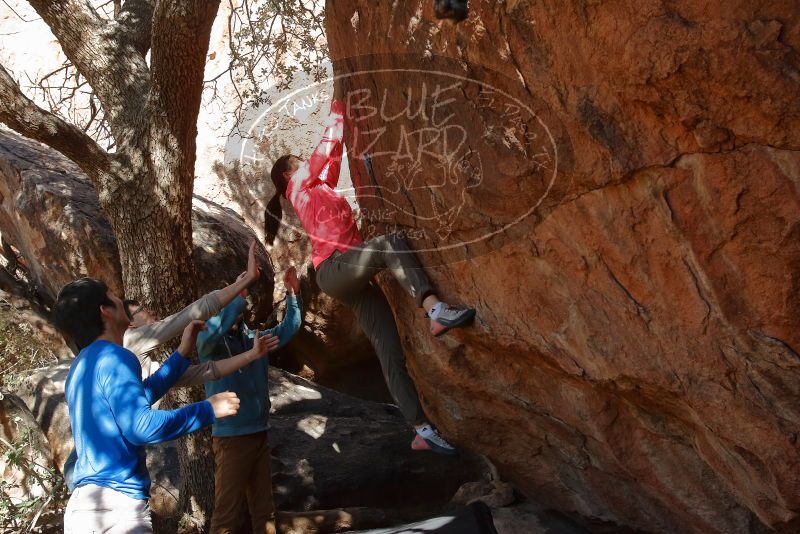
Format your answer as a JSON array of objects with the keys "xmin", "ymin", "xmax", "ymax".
[
  {"xmin": 411, "ymin": 434, "xmax": 429, "ymax": 451},
  {"xmin": 428, "ymin": 304, "xmax": 476, "ymax": 337},
  {"xmin": 412, "ymin": 426, "xmax": 458, "ymax": 456}
]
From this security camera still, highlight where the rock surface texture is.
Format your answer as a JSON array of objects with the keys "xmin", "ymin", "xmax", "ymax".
[{"xmin": 324, "ymin": 1, "xmax": 800, "ymax": 532}]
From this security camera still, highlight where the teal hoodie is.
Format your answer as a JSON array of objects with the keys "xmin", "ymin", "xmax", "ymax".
[{"xmin": 197, "ymin": 294, "xmax": 301, "ymax": 437}]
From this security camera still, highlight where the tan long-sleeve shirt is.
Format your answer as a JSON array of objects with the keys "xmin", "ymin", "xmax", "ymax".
[{"xmin": 122, "ymin": 290, "xmax": 223, "ymax": 388}]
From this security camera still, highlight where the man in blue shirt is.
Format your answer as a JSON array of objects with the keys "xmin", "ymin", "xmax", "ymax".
[
  {"xmin": 198, "ymin": 267, "xmax": 302, "ymax": 534},
  {"xmin": 53, "ymin": 278, "xmax": 244, "ymax": 534}
]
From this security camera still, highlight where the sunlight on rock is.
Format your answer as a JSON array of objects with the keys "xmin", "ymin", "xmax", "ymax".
[
  {"xmin": 270, "ymin": 382, "xmax": 322, "ymax": 411},
  {"xmin": 295, "ymin": 458, "xmax": 314, "ymax": 486},
  {"xmin": 297, "ymin": 414, "xmax": 327, "ymax": 439}
]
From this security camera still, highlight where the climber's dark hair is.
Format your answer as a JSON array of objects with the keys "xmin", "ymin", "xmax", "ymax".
[
  {"xmin": 51, "ymin": 278, "xmax": 114, "ymax": 350},
  {"xmin": 265, "ymin": 154, "xmax": 295, "ymax": 245}
]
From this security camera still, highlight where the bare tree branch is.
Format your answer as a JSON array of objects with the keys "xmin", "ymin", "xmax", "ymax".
[
  {"xmin": 25, "ymin": 0, "xmax": 104, "ymax": 84},
  {"xmin": 0, "ymin": 63, "xmax": 110, "ymax": 179},
  {"xmin": 27, "ymin": 0, "xmax": 150, "ymax": 147},
  {"xmin": 1, "ymin": 0, "xmax": 41, "ymax": 23},
  {"xmin": 19, "ymin": 58, "xmax": 114, "ymax": 150}
]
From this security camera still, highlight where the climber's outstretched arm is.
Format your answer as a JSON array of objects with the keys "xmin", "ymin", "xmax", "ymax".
[{"xmin": 290, "ymin": 99, "xmax": 345, "ymax": 191}]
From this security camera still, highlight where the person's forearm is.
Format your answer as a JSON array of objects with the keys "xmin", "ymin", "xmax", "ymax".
[
  {"xmin": 319, "ymin": 100, "xmax": 345, "ymax": 187},
  {"xmin": 124, "ymin": 401, "xmax": 215, "ymax": 446},
  {"xmin": 124, "ymin": 291, "xmax": 223, "ymax": 357},
  {"xmin": 172, "ymin": 361, "xmax": 220, "ymax": 388},
  {"xmin": 269, "ymin": 294, "xmax": 302, "ymax": 348},
  {"xmin": 292, "ymin": 100, "xmax": 345, "ymax": 191},
  {"xmin": 213, "ymin": 351, "xmax": 257, "ymax": 378},
  {"xmin": 215, "ymin": 277, "xmax": 251, "ymax": 309},
  {"xmin": 197, "ymin": 296, "xmax": 247, "ymax": 359},
  {"xmin": 309, "ymin": 101, "xmax": 344, "ymax": 177}
]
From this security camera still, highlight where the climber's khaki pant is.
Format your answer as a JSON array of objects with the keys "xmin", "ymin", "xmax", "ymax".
[
  {"xmin": 211, "ymin": 430, "xmax": 276, "ymax": 534},
  {"xmin": 64, "ymin": 484, "xmax": 152, "ymax": 534},
  {"xmin": 316, "ymin": 233, "xmax": 433, "ymax": 425}
]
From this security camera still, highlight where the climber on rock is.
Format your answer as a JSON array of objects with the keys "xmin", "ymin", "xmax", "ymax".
[
  {"xmin": 265, "ymin": 88, "xmax": 475, "ymax": 456},
  {"xmin": 51, "ymin": 278, "xmax": 241, "ymax": 534},
  {"xmin": 196, "ymin": 266, "xmax": 303, "ymax": 534}
]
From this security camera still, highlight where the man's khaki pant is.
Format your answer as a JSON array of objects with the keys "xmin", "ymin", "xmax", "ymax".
[
  {"xmin": 64, "ymin": 484, "xmax": 152, "ymax": 534},
  {"xmin": 211, "ymin": 431, "xmax": 276, "ymax": 534}
]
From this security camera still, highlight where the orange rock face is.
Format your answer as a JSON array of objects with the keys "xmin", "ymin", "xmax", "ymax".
[{"xmin": 324, "ymin": 1, "xmax": 800, "ymax": 531}]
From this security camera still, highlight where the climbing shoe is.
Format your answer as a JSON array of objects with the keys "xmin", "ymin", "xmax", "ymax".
[
  {"xmin": 412, "ymin": 427, "xmax": 458, "ymax": 456},
  {"xmin": 428, "ymin": 304, "xmax": 476, "ymax": 337}
]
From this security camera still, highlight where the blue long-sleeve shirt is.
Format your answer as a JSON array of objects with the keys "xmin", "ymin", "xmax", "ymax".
[
  {"xmin": 197, "ymin": 294, "xmax": 301, "ymax": 437},
  {"xmin": 65, "ymin": 340, "xmax": 215, "ymax": 499}
]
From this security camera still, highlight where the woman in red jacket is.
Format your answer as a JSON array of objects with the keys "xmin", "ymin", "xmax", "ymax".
[{"xmin": 265, "ymin": 98, "xmax": 475, "ymax": 455}]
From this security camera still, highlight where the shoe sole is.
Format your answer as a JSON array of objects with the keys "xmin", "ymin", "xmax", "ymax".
[
  {"xmin": 425, "ymin": 441, "xmax": 459, "ymax": 456},
  {"xmin": 411, "ymin": 435, "xmax": 458, "ymax": 456},
  {"xmin": 431, "ymin": 308, "xmax": 477, "ymax": 337}
]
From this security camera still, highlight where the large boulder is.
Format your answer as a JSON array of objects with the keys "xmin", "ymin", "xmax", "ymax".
[
  {"xmin": 267, "ymin": 367, "xmax": 483, "ymax": 514},
  {"xmin": 0, "ymin": 128, "xmax": 122, "ymax": 304},
  {"xmin": 191, "ymin": 194, "xmax": 275, "ymax": 325},
  {"xmin": 14, "ymin": 362, "xmax": 72, "ymax": 474},
  {"xmin": 15, "ymin": 362, "xmax": 486, "ymax": 521},
  {"xmin": 323, "ymin": 1, "xmax": 800, "ymax": 533},
  {"xmin": 0, "ymin": 128, "xmax": 274, "ymax": 321}
]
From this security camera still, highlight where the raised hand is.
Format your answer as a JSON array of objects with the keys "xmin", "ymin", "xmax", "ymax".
[
  {"xmin": 248, "ymin": 332, "xmax": 280, "ymax": 361},
  {"xmin": 284, "ymin": 266, "xmax": 300, "ymax": 295},
  {"xmin": 234, "ymin": 241, "xmax": 261, "ymax": 298},
  {"xmin": 244, "ymin": 240, "xmax": 260, "ymax": 286},
  {"xmin": 207, "ymin": 391, "xmax": 240, "ymax": 419},
  {"xmin": 177, "ymin": 320, "xmax": 206, "ymax": 357}
]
